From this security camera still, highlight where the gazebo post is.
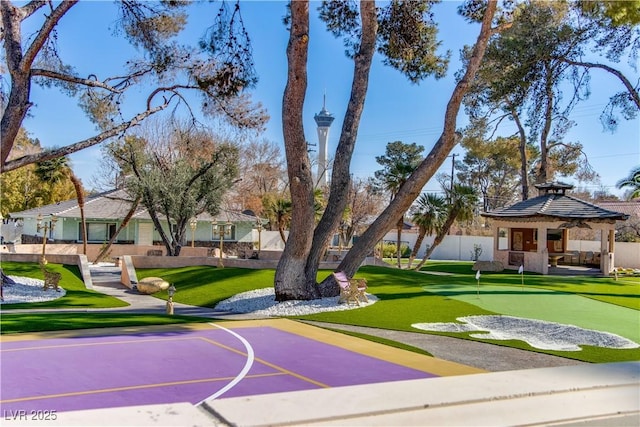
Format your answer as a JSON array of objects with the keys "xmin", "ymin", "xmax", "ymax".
[
  {"xmin": 600, "ymin": 227, "xmax": 616, "ymax": 274},
  {"xmin": 600, "ymin": 229, "xmax": 606, "ymax": 272},
  {"xmin": 538, "ymin": 225, "xmax": 548, "ymax": 275},
  {"xmin": 608, "ymin": 229, "xmax": 615, "ymax": 273}
]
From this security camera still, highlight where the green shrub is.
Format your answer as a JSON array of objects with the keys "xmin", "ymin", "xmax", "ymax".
[{"xmin": 381, "ymin": 242, "xmax": 411, "ymax": 258}]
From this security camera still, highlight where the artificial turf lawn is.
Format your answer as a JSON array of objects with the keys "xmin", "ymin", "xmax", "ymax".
[
  {"xmin": 292, "ymin": 264, "xmax": 640, "ymax": 363},
  {"xmin": 423, "ymin": 284, "xmax": 639, "ymax": 342},
  {"xmin": 0, "ymin": 261, "xmax": 128, "ymax": 310},
  {"xmin": 0, "ymin": 313, "xmax": 213, "ymax": 334},
  {"xmin": 135, "ymin": 266, "xmax": 285, "ymax": 307}
]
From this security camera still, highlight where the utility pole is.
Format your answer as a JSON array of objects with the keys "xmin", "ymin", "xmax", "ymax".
[{"xmin": 449, "ymin": 153, "xmax": 457, "ymax": 203}]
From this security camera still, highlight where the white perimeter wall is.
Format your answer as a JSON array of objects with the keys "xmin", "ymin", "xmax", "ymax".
[{"xmin": 383, "ymin": 231, "xmax": 640, "ymax": 268}]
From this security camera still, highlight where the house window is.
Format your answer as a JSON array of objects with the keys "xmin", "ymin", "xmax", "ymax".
[
  {"xmin": 497, "ymin": 228, "xmax": 508, "ymax": 250},
  {"xmin": 81, "ymin": 223, "xmax": 117, "ymax": 242}
]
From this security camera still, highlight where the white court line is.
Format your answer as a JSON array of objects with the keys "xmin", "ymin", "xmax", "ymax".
[{"xmin": 197, "ymin": 322, "xmax": 255, "ymax": 404}]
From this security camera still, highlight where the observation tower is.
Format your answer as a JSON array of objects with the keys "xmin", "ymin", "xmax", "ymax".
[{"xmin": 314, "ymin": 95, "xmax": 335, "ymax": 187}]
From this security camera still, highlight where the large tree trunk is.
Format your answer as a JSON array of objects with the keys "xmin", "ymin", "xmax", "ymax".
[
  {"xmin": 273, "ymin": 1, "xmax": 377, "ymax": 300},
  {"xmin": 511, "ymin": 107, "xmax": 529, "ymax": 200},
  {"xmin": 337, "ymin": 1, "xmax": 497, "ymax": 278},
  {"xmin": 274, "ymin": 0, "xmax": 318, "ymax": 301},
  {"xmin": 538, "ymin": 64, "xmax": 554, "ymax": 185},
  {"xmin": 308, "ymin": 1, "xmax": 377, "ymax": 297}
]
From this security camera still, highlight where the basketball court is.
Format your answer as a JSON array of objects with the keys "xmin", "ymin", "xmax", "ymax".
[{"xmin": 0, "ymin": 319, "xmax": 482, "ymax": 415}]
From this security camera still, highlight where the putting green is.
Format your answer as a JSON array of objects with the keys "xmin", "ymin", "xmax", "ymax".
[{"xmin": 422, "ymin": 284, "xmax": 640, "ymax": 344}]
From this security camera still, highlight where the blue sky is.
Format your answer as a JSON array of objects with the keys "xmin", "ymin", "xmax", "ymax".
[{"xmin": 18, "ymin": 1, "xmax": 640, "ymax": 197}]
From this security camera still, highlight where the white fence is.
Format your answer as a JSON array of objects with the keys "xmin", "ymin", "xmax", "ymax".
[
  {"xmin": 383, "ymin": 231, "xmax": 640, "ymax": 269},
  {"xmin": 257, "ymin": 230, "xmax": 288, "ymax": 251}
]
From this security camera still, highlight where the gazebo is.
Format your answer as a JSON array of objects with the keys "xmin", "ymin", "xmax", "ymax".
[{"xmin": 481, "ymin": 182, "xmax": 629, "ymax": 275}]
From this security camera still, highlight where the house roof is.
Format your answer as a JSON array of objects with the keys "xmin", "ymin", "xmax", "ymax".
[
  {"xmin": 9, "ymin": 189, "xmax": 259, "ymax": 223},
  {"xmin": 481, "ymin": 182, "xmax": 629, "ymax": 222},
  {"xmin": 597, "ymin": 200, "xmax": 640, "ymax": 218}
]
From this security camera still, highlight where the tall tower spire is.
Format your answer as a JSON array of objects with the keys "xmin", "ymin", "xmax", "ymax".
[{"xmin": 314, "ymin": 94, "xmax": 334, "ymax": 187}]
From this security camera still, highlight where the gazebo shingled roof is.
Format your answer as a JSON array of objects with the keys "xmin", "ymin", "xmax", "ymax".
[{"xmin": 481, "ymin": 182, "xmax": 629, "ymax": 222}]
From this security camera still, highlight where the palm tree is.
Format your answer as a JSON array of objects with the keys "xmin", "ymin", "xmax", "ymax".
[
  {"xmin": 374, "ymin": 141, "xmax": 424, "ymax": 268},
  {"xmin": 407, "ymin": 193, "xmax": 447, "ymax": 269},
  {"xmin": 35, "ymin": 156, "xmax": 87, "ymax": 254},
  {"xmin": 313, "ymin": 188, "xmax": 326, "ymax": 223},
  {"xmin": 263, "ymin": 195, "xmax": 292, "ymax": 243},
  {"xmin": 413, "ymin": 184, "xmax": 478, "ymax": 270},
  {"xmin": 617, "ymin": 167, "xmax": 640, "ymax": 200}
]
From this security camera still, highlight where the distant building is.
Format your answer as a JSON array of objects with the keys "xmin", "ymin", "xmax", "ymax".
[{"xmin": 599, "ymin": 200, "xmax": 640, "ymax": 242}]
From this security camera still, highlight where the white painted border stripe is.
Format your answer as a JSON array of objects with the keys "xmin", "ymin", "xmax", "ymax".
[{"xmin": 197, "ymin": 322, "xmax": 255, "ymax": 404}]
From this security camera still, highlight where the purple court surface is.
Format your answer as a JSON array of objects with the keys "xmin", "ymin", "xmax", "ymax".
[{"xmin": 0, "ymin": 320, "xmax": 477, "ymax": 415}]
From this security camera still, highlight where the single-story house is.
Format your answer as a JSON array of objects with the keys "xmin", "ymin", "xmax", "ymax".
[
  {"xmin": 9, "ymin": 188, "xmax": 262, "ymax": 256},
  {"xmin": 481, "ymin": 182, "xmax": 629, "ymax": 275}
]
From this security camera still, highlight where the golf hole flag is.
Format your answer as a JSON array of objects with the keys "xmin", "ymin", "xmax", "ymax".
[
  {"xmin": 518, "ymin": 265, "xmax": 524, "ymax": 274},
  {"xmin": 519, "ymin": 264, "xmax": 524, "ymax": 290},
  {"xmin": 476, "ymin": 270, "xmax": 481, "ymax": 280}
]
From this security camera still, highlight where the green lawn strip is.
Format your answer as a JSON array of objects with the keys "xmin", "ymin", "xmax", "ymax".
[
  {"xmin": 0, "ymin": 261, "xmax": 129, "ymax": 310},
  {"xmin": 422, "ymin": 284, "xmax": 640, "ymax": 343},
  {"xmin": 418, "ymin": 261, "xmax": 639, "ymax": 310},
  {"xmin": 136, "ymin": 266, "xmax": 281, "ymax": 307},
  {"xmin": 0, "ymin": 312, "xmax": 213, "ymax": 334}
]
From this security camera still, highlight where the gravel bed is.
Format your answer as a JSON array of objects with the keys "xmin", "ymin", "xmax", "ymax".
[
  {"xmin": 215, "ymin": 288, "xmax": 378, "ymax": 317},
  {"xmin": 1, "ymin": 275, "xmax": 66, "ymax": 304},
  {"xmin": 412, "ymin": 315, "xmax": 639, "ymax": 351}
]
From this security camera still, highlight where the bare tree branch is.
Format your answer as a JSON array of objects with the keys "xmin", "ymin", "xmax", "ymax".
[
  {"xmin": 21, "ymin": 0, "xmax": 78, "ymax": 72},
  {"xmin": 559, "ymin": 58, "xmax": 640, "ymax": 109},
  {"xmin": 20, "ymin": 1, "xmax": 47, "ymax": 19},
  {"xmin": 31, "ymin": 69, "xmax": 123, "ymax": 93},
  {"xmin": 3, "ymin": 102, "xmax": 169, "ymax": 172}
]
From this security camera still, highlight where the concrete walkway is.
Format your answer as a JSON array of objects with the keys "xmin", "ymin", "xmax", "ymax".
[{"xmin": 87, "ymin": 264, "xmax": 254, "ymax": 319}]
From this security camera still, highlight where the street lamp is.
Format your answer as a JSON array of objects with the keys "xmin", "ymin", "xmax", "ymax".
[
  {"xmin": 338, "ymin": 222, "xmax": 347, "ymax": 252},
  {"xmin": 189, "ymin": 218, "xmax": 198, "ymax": 248},
  {"xmin": 255, "ymin": 218, "xmax": 263, "ymax": 257},
  {"xmin": 212, "ymin": 220, "xmax": 232, "ymax": 268},
  {"xmin": 36, "ymin": 213, "xmax": 58, "ymax": 264},
  {"xmin": 166, "ymin": 284, "xmax": 176, "ymax": 315}
]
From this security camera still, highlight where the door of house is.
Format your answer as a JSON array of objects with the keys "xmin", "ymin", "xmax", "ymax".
[{"xmin": 138, "ymin": 222, "xmax": 153, "ymax": 246}]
